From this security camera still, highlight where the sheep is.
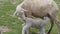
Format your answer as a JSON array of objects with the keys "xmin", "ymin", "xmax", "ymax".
[
  {"xmin": 22, "ymin": 17, "xmax": 50, "ymax": 34},
  {"xmin": 13, "ymin": 0, "xmax": 59, "ymax": 34}
]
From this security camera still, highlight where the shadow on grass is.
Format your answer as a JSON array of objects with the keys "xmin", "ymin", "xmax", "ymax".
[{"xmin": 31, "ymin": 31, "xmax": 37, "ymax": 34}]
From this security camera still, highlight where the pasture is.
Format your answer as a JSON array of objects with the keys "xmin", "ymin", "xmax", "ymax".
[{"xmin": 0, "ymin": 0, "xmax": 60, "ymax": 34}]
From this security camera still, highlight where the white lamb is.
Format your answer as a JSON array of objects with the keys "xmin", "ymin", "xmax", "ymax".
[{"xmin": 22, "ymin": 17, "xmax": 50, "ymax": 34}]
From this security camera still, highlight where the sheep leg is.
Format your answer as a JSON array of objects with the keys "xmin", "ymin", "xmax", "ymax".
[
  {"xmin": 22, "ymin": 23, "xmax": 31, "ymax": 34},
  {"xmin": 22, "ymin": 24, "xmax": 28, "ymax": 34},
  {"xmin": 39, "ymin": 27, "xmax": 46, "ymax": 34}
]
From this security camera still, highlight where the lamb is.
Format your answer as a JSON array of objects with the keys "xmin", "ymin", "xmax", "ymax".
[{"xmin": 22, "ymin": 17, "xmax": 50, "ymax": 34}]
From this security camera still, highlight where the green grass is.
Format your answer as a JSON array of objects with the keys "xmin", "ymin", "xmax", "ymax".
[
  {"xmin": 0, "ymin": 0, "xmax": 60, "ymax": 34},
  {"xmin": 0, "ymin": 4, "xmax": 22, "ymax": 34}
]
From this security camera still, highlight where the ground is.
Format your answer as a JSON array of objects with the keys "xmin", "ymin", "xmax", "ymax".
[{"xmin": 0, "ymin": 0, "xmax": 60, "ymax": 34}]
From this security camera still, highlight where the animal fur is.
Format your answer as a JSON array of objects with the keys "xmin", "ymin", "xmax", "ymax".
[
  {"xmin": 22, "ymin": 17, "xmax": 50, "ymax": 34},
  {"xmin": 13, "ymin": 0, "xmax": 59, "ymax": 34}
]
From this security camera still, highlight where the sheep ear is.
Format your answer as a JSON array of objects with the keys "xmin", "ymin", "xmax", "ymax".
[{"xmin": 22, "ymin": 8, "xmax": 27, "ymax": 11}]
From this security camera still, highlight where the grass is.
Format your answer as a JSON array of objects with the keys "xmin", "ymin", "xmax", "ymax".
[{"xmin": 0, "ymin": 0, "xmax": 60, "ymax": 34}]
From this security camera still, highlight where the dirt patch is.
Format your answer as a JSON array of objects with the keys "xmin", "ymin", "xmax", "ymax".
[{"xmin": 0, "ymin": 26, "xmax": 11, "ymax": 32}]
